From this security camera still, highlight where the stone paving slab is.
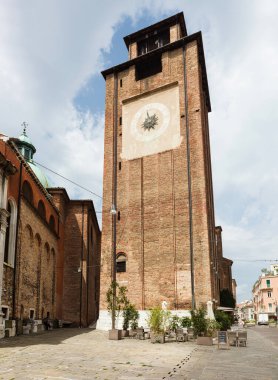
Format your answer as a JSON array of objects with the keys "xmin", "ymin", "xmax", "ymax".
[{"xmin": 0, "ymin": 327, "xmax": 278, "ymax": 379}]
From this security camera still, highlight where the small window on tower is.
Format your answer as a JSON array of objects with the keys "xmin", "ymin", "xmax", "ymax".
[
  {"xmin": 119, "ymin": 116, "xmax": 122, "ymax": 125},
  {"xmin": 116, "ymin": 253, "xmax": 126, "ymax": 273}
]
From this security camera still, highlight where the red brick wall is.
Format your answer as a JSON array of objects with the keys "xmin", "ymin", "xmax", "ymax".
[
  {"xmin": 1, "ymin": 141, "xmax": 59, "ymax": 320},
  {"xmin": 54, "ymin": 198, "xmax": 101, "ymax": 327},
  {"xmin": 100, "ymin": 37, "xmax": 217, "ymax": 311}
]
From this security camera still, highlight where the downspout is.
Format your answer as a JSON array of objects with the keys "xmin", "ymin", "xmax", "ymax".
[
  {"xmin": 183, "ymin": 44, "xmax": 195, "ymax": 310},
  {"xmin": 12, "ymin": 161, "xmax": 22, "ymax": 319},
  {"xmin": 112, "ymin": 73, "xmax": 118, "ymax": 330},
  {"xmin": 86, "ymin": 210, "xmax": 89, "ymax": 326},
  {"xmin": 79, "ymin": 202, "xmax": 84, "ymax": 327}
]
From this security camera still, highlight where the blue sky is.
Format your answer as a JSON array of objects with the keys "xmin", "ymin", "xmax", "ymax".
[{"xmin": 1, "ymin": 0, "xmax": 278, "ymax": 303}]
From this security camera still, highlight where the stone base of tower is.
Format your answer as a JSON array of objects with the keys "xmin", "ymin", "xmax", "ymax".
[{"xmin": 96, "ymin": 309, "xmax": 191, "ymax": 331}]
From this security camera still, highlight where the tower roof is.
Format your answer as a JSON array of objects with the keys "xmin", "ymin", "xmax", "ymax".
[
  {"xmin": 123, "ymin": 12, "xmax": 187, "ymax": 49},
  {"xmin": 18, "ymin": 123, "xmax": 36, "ymax": 154}
]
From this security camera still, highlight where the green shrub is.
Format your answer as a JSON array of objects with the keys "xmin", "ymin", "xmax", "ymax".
[
  {"xmin": 214, "ymin": 310, "xmax": 232, "ymax": 331},
  {"xmin": 147, "ymin": 307, "xmax": 170, "ymax": 334},
  {"xmin": 191, "ymin": 308, "xmax": 220, "ymax": 337},
  {"xmin": 169, "ymin": 315, "xmax": 181, "ymax": 331},
  {"xmin": 122, "ymin": 303, "xmax": 139, "ymax": 330},
  {"xmin": 206, "ymin": 319, "xmax": 221, "ymax": 336},
  {"xmin": 180, "ymin": 316, "xmax": 192, "ymax": 328},
  {"xmin": 190, "ymin": 308, "xmax": 207, "ymax": 337}
]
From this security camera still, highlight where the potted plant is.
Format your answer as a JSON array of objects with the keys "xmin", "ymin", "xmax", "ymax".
[
  {"xmin": 122, "ymin": 303, "xmax": 138, "ymax": 337},
  {"xmin": 191, "ymin": 308, "xmax": 219, "ymax": 345},
  {"xmin": 106, "ymin": 281, "xmax": 128, "ymax": 340},
  {"xmin": 147, "ymin": 306, "xmax": 170, "ymax": 343},
  {"xmin": 214, "ymin": 310, "xmax": 232, "ymax": 331},
  {"xmin": 181, "ymin": 316, "xmax": 192, "ymax": 329},
  {"xmin": 169, "ymin": 315, "xmax": 181, "ymax": 333}
]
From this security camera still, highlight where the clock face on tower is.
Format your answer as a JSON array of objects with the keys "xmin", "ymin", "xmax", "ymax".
[
  {"xmin": 121, "ymin": 84, "xmax": 182, "ymax": 161},
  {"xmin": 130, "ymin": 102, "xmax": 170, "ymax": 142}
]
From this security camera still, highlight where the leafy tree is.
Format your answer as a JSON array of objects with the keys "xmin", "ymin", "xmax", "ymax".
[{"xmin": 106, "ymin": 281, "xmax": 128, "ymax": 317}]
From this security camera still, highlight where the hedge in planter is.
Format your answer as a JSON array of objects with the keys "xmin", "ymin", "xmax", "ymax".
[{"xmin": 191, "ymin": 307, "xmax": 220, "ymax": 345}]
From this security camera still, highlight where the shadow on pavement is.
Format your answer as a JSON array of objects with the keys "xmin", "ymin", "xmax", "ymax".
[{"xmin": 0, "ymin": 328, "xmax": 95, "ymax": 348}]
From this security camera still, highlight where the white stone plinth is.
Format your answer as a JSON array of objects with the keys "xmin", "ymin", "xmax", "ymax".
[{"xmin": 96, "ymin": 309, "xmax": 191, "ymax": 331}]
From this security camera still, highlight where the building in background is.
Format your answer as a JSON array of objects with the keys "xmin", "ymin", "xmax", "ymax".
[
  {"xmin": 99, "ymin": 12, "xmax": 234, "ymax": 328},
  {"xmin": 215, "ymin": 226, "xmax": 236, "ymax": 306},
  {"xmin": 49, "ymin": 189, "xmax": 101, "ymax": 327},
  {"xmin": 252, "ymin": 265, "xmax": 278, "ymax": 323},
  {"xmin": 237, "ymin": 300, "xmax": 254, "ymax": 322},
  {"xmin": 0, "ymin": 129, "xmax": 101, "ymax": 338}
]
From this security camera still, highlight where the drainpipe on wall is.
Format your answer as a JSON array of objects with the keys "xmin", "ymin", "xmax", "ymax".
[
  {"xmin": 183, "ymin": 44, "xmax": 195, "ymax": 310},
  {"xmin": 12, "ymin": 161, "xmax": 22, "ymax": 320},
  {"xmin": 79, "ymin": 202, "xmax": 84, "ymax": 327}
]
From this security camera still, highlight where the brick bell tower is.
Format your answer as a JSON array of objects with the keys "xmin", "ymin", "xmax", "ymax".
[{"xmin": 98, "ymin": 12, "xmax": 219, "ymax": 329}]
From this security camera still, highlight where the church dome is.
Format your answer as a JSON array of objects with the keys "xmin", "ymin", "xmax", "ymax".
[
  {"xmin": 15, "ymin": 124, "xmax": 50, "ymax": 188},
  {"xmin": 28, "ymin": 162, "xmax": 50, "ymax": 188}
]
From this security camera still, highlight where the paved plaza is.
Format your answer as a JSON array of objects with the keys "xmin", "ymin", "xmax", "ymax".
[{"xmin": 0, "ymin": 326, "xmax": 278, "ymax": 379}]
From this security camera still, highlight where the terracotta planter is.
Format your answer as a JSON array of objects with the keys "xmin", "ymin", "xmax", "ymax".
[
  {"xmin": 129, "ymin": 329, "xmax": 137, "ymax": 337},
  {"xmin": 23, "ymin": 325, "xmax": 31, "ymax": 335},
  {"xmin": 109, "ymin": 329, "xmax": 122, "ymax": 340},
  {"xmin": 196, "ymin": 336, "xmax": 213, "ymax": 346},
  {"xmin": 122, "ymin": 329, "xmax": 129, "ymax": 337},
  {"xmin": 150, "ymin": 332, "xmax": 165, "ymax": 344}
]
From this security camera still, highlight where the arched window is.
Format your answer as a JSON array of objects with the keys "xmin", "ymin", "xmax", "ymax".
[
  {"xmin": 116, "ymin": 253, "xmax": 127, "ymax": 273},
  {"xmin": 38, "ymin": 200, "xmax": 46, "ymax": 219},
  {"xmin": 4, "ymin": 202, "xmax": 11, "ymax": 263},
  {"xmin": 45, "ymin": 242, "xmax": 50, "ymax": 262},
  {"xmin": 22, "ymin": 181, "xmax": 33, "ymax": 205},
  {"xmin": 4, "ymin": 198, "xmax": 17, "ymax": 266},
  {"xmin": 49, "ymin": 215, "xmax": 55, "ymax": 231}
]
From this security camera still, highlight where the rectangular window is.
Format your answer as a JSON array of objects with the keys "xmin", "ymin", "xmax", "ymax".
[
  {"xmin": 116, "ymin": 261, "xmax": 126, "ymax": 273},
  {"xmin": 119, "ymin": 116, "xmax": 122, "ymax": 125},
  {"xmin": 29, "ymin": 309, "xmax": 35, "ymax": 319},
  {"xmin": 268, "ymin": 291, "xmax": 272, "ymax": 298},
  {"xmin": 120, "ymin": 78, "xmax": 123, "ymax": 87},
  {"xmin": 269, "ymin": 303, "xmax": 272, "ymax": 311},
  {"xmin": 266, "ymin": 279, "xmax": 271, "ymax": 288},
  {"xmin": 119, "ymin": 162, "xmax": 121, "ymax": 171},
  {"xmin": 137, "ymin": 28, "xmax": 170, "ymax": 56},
  {"xmin": 1, "ymin": 306, "xmax": 9, "ymax": 320},
  {"xmin": 135, "ymin": 54, "xmax": 162, "ymax": 81}
]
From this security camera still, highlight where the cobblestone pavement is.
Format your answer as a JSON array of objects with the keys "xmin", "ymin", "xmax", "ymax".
[{"xmin": 0, "ymin": 326, "xmax": 277, "ymax": 380}]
